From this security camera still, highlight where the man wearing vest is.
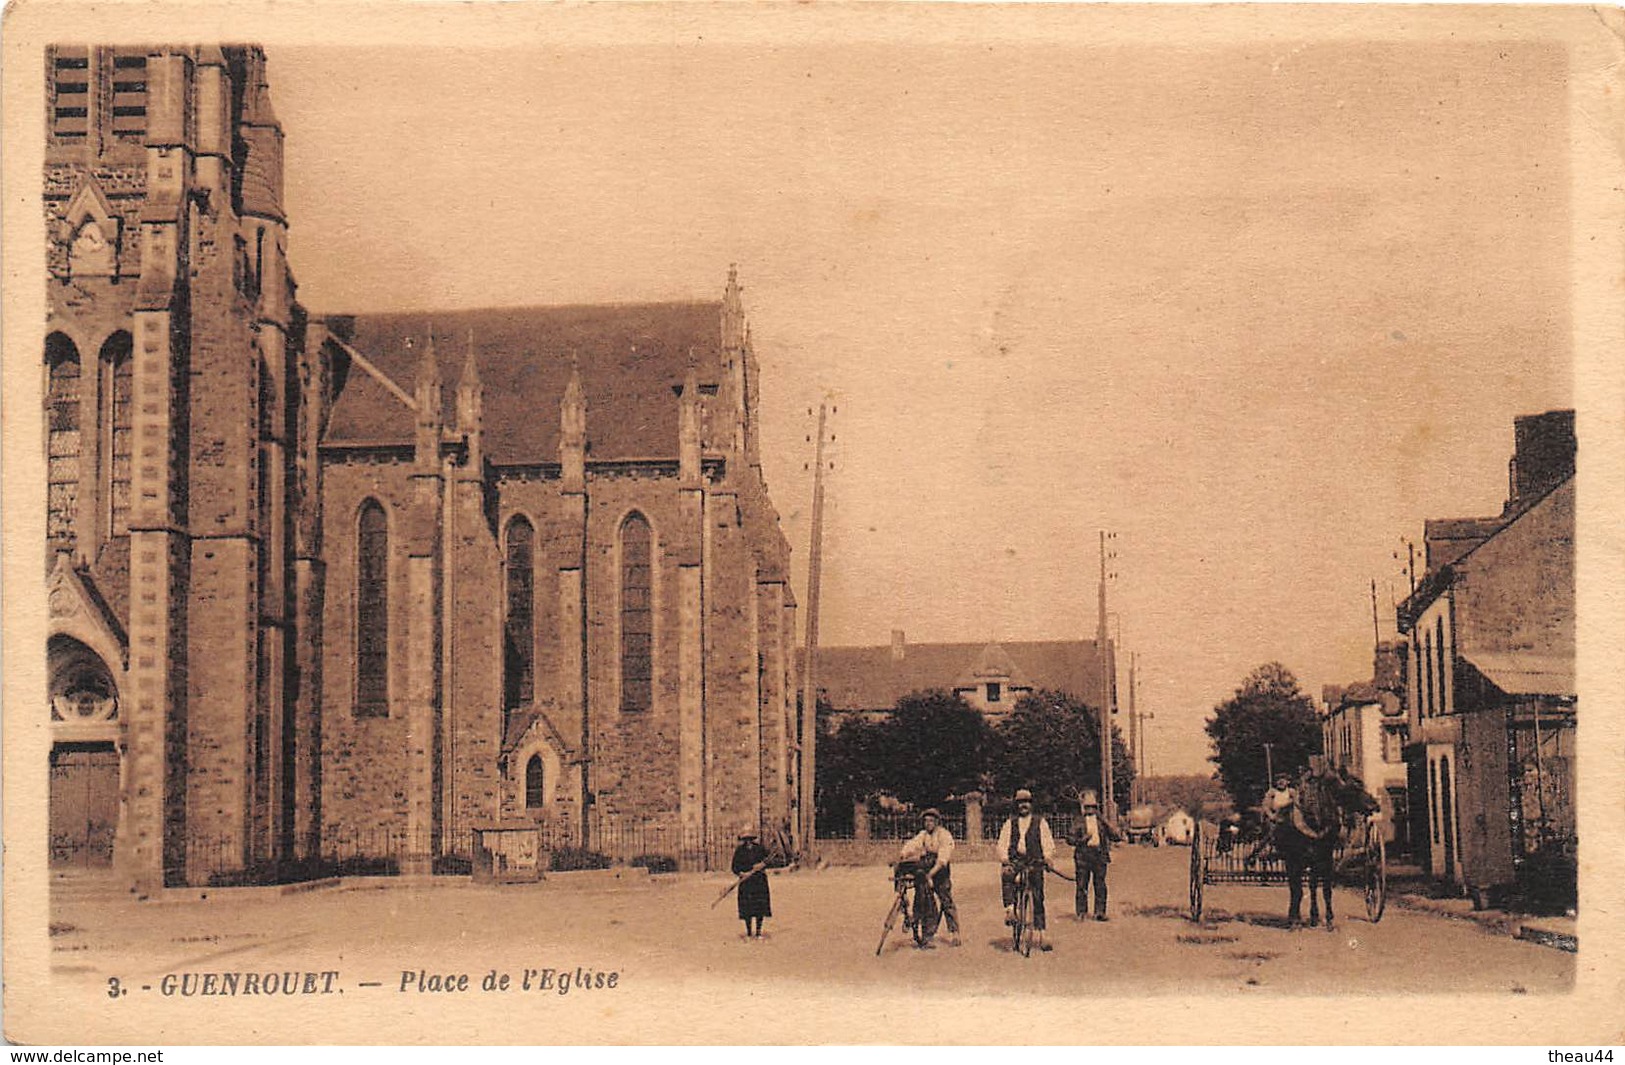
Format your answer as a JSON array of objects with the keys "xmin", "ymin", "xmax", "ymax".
[
  {"xmin": 996, "ymin": 788, "xmax": 1058, "ymax": 952},
  {"xmin": 898, "ymin": 807, "xmax": 960, "ymax": 946},
  {"xmin": 1070, "ymin": 789, "xmax": 1124, "ymax": 921}
]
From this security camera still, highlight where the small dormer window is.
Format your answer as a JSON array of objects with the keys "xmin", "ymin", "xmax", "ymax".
[{"xmin": 987, "ymin": 682, "xmax": 1001, "ymax": 703}]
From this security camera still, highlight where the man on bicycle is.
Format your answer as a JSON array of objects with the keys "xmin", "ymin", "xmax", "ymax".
[
  {"xmin": 996, "ymin": 788, "xmax": 1057, "ymax": 952},
  {"xmin": 898, "ymin": 807, "xmax": 960, "ymax": 946}
]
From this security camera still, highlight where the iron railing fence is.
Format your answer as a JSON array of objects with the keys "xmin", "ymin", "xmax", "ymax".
[{"xmin": 165, "ymin": 816, "xmax": 790, "ymax": 885}]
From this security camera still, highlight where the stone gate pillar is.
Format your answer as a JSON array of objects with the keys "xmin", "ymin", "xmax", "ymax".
[{"xmin": 965, "ymin": 792, "xmax": 984, "ymax": 847}]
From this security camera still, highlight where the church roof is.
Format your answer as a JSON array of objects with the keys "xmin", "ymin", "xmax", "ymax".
[
  {"xmin": 322, "ymin": 301, "xmax": 725, "ymax": 464},
  {"xmin": 814, "ymin": 639, "xmax": 1112, "ymax": 713}
]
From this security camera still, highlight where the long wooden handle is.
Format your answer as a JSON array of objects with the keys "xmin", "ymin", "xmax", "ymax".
[{"xmin": 710, "ymin": 861, "xmax": 768, "ymax": 909}]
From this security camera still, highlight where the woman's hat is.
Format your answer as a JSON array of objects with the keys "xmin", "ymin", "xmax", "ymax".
[
  {"xmin": 1079, "ymin": 789, "xmax": 1100, "ymax": 808},
  {"xmin": 739, "ymin": 824, "xmax": 758, "ymax": 839},
  {"xmin": 921, "ymin": 807, "xmax": 942, "ymax": 820}
]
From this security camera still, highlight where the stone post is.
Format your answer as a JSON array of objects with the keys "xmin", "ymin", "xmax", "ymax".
[
  {"xmin": 853, "ymin": 799, "xmax": 870, "ymax": 842},
  {"xmin": 965, "ymin": 791, "xmax": 984, "ymax": 848}
]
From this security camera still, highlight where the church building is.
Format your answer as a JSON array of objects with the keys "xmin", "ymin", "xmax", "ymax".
[{"xmin": 43, "ymin": 45, "xmax": 801, "ymax": 892}]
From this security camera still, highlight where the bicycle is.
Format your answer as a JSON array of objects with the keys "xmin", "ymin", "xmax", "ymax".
[
  {"xmin": 876, "ymin": 861, "xmax": 940, "ymax": 955},
  {"xmin": 1006, "ymin": 860, "xmax": 1041, "ymax": 957}
]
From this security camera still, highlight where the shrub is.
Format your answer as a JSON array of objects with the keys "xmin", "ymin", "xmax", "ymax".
[
  {"xmin": 548, "ymin": 847, "xmax": 612, "ymax": 871},
  {"xmin": 628, "ymin": 854, "xmax": 678, "ymax": 874}
]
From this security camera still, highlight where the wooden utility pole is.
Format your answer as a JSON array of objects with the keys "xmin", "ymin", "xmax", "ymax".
[
  {"xmin": 1097, "ymin": 530, "xmax": 1115, "ymax": 813},
  {"xmin": 799, "ymin": 400, "xmax": 831, "ymax": 859},
  {"xmin": 1127, "ymin": 652, "xmax": 1137, "ymax": 807},
  {"xmin": 1370, "ymin": 578, "xmax": 1381, "ymax": 652}
]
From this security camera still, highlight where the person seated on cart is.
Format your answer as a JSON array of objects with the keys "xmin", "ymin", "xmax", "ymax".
[
  {"xmin": 1244, "ymin": 772, "xmax": 1298, "ymax": 867},
  {"xmin": 897, "ymin": 807, "xmax": 959, "ymax": 946},
  {"xmin": 996, "ymin": 788, "xmax": 1058, "ymax": 952}
]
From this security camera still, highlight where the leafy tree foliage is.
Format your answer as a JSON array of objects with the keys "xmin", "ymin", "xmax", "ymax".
[
  {"xmin": 882, "ymin": 690, "xmax": 996, "ymax": 807},
  {"xmin": 1138, "ymin": 773, "xmax": 1227, "ymax": 817},
  {"xmin": 814, "ymin": 690, "xmax": 994, "ymax": 823},
  {"xmin": 991, "ymin": 689, "xmax": 1134, "ymax": 813},
  {"xmin": 1204, "ymin": 662, "xmax": 1323, "ymax": 813}
]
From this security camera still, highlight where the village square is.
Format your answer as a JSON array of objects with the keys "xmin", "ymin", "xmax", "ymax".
[{"xmin": 21, "ymin": 20, "xmax": 1600, "ymax": 1045}]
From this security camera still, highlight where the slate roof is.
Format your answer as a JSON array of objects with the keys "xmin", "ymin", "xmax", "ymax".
[
  {"xmin": 1462, "ymin": 652, "xmax": 1575, "ymax": 698},
  {"xmin": 814, "ymin": 639, "xmax": 1112, "ymax": 712},
  {"xmin": 323, "ymin": 302, "xmax": 725, "ymax": 465}
]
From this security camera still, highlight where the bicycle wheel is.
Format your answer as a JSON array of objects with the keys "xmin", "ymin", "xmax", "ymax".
[
  {"xmin": 875, "ymin": 893, "xmax": 904, "ymax": 956},
  {"xmin": 1365, "ymin": 826, "xmax": 1387, "ymax": 923},
  {"xmin": 912, "ymin": 884, "xmax": 933, "ymax": 947},
  {"xmin": 1017, "ymin": 880, "xmax": 1035, "ymax": 957},
  {"xmin": 1009, "ymin": 876, "xmax": 1027, "ymax": 953}
]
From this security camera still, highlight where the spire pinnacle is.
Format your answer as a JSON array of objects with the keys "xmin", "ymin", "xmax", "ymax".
[
  {"xmin": 417, "ymin": 321, "xmax": 440, "ymax": 386},
  {"xmin": 459, "ymin": 327, "xmax": 480, "ymax": 388}
]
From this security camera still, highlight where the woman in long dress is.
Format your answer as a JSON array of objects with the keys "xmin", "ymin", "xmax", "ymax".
[{"xmin": 731, "ymin": 826, "xmax": 771, "ymax": 939}]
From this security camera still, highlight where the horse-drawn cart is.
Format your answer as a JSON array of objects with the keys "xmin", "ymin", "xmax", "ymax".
[{"xmin": 1188, "ymin": 815, "xmax": 1386, "ymax": 923}]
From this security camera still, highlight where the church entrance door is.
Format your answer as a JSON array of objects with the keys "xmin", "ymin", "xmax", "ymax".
[{"xmin": 50, "ymin": 742, "xmax": 119, "ymax": 868}]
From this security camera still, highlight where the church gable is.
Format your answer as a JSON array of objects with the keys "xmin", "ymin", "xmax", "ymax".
[{"xmin": 47, "ymin": 552, "xmax": 128, "ymax": 673}]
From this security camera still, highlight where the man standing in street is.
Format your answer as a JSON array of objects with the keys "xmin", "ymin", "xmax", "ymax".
[
  {"xmin": 996, "ymin": 788, "xmax": 1057, "ymax": 952},
  {"xmin": 1071, "ymin": 789, "xmax": 1123, "ymax": 921},
  {"xmin": 899, "ymin": 807, "xmax": 960, "ymax": 946}
]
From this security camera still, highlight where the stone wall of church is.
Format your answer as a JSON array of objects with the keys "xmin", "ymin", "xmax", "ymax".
[
  {"xmin": 578, "ymin": 470, "xmax": 692, "ymax": 834},
  {"xmin": 183, "ymin": 199, "xmax": 264, "ymax": 864},
  {"xmin": 493, "ymin": 474, "xmax": 580, "ymax": 830},
  {"xmin": 701, "ymin": 489, "xmax": 763, "ymax": 836},
  {"xmin": 446, "ymin": 474, "xmax": 503, "ymax": 849},
  {"xmin": 318, "ymin": 457, "xmax": 421, "ymax": 843}
]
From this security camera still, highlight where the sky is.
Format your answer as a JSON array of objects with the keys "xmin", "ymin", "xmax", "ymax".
[{"xmin": 270, "ymin": 22, "xmax": 1572, "ymax": 776}]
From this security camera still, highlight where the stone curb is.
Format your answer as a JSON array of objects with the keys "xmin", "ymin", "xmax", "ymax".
[{"xmin": 1390, "ymin": 893, "xmax": 1577, "ymax": 952}]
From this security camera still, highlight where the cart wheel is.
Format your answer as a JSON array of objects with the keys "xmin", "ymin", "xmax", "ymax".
[
  {"xmin": 1365, "ymin": 824, "xmax": 1387, "ymax": 923},
  {"xmin": 1189, "ymin": 822, "xmax": 1205, "ymax": 922}
]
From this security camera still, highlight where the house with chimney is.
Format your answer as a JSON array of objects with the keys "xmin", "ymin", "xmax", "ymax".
[
  {"xmin": 815, "ymin": 630, "xmax": 1115, "ymax": 731},
  {"xmin": 1396, "ymin": 409, "xmax": 1575, "ymax": 908}
]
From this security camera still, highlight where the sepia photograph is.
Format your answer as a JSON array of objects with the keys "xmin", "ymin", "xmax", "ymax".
[{"xmin": 3, "ymin": 1, "xmax": 1623, "ymax": 1048}]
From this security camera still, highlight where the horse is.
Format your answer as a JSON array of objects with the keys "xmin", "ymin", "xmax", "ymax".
[{"xmin": 1275, "ymin": 768, "xmax": 1372, "ymax": 930}]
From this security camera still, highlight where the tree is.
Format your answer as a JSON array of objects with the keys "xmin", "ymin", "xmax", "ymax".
[
  {"xmin": 879, "ymin": 690, "xmax": 994, "ymax": 808},
  {"xmin": 1139, "ymin": 773, "xmax": 1226, "ymax": 817},
  {"xmin": 1204, "ymin": 662, "xmax": 1322, "ymax": 813},
  {"xmin": 813, "ymin": 707, "xmax": 887, "ymax": 835},
  {"xmin": 813, "ymin": 690, "xmax": 993, "ymax": 829},
  {"xmin": 992, "ymin": 689, "xmax": 1134, "ymax": 813}
]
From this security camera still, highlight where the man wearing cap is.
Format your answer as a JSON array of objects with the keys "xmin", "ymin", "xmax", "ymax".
[
  {"xmin": 995, "ymin": 788, "xmax": 1058, "ymax": 951},
  {"xmin": 899, "ymin": 807, "xmax": 960, "ymax": 946},
  {"xmin": 730, "ymin": 825, "xmax": 772, "ymax": 940},
  {"xmin": 1070, "ymin": 790, "xmax": 1124, "ymax": 921}
]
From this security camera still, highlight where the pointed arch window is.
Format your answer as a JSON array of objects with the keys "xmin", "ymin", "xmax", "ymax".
[
  {"xmin": 620, "ymin": 513, "xmax": 652, "ymax": 712},
  {"xmin": 355, "ymin": 500, "xmax": 389, "ymax": 717},
  {"xmin": 100, "ymin": 332, "xmax": 133, "ymax": 536},
  {"xmin": 504, "ymin": 516, "xmax": 535, "ymax": 709},
  {"xmin": 46, "ymin": 334, "xmax": 82, "ymax": 543},
  {"xmin": 1434, "ymin": 615, "xmax": 1447, "ymax": 715},
  {"xmin": 1422, "ymin": 631, "xmax": 1435, "ymax": 717},
  {"xmin": 525, "ymin": 754, "xmax": 545, "ymax": 809}
]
